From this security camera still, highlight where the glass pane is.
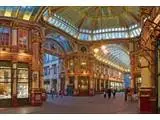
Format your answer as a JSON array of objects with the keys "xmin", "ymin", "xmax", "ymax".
[
  {"xmin": 18, "ymin": 68, "xmax": 28, "ymax": 82},
  {"xmin": 0, "ymin": 83, "xmax": 11, "ymax": 99},
  {"xmin": 0, "ymin": 67, "xmax": 11, "ymax": 82},
  {"xmin": 0, "ymin": 27, "xmax": 10, "ymax": 46},
  {"xmin": 17, "ymin": 83, "xmax": 28, "ymax": 98}
]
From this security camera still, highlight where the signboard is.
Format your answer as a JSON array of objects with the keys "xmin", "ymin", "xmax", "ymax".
[{"xmin": 32, "ymin": 72, "xmax": 39, "ymax": 82}]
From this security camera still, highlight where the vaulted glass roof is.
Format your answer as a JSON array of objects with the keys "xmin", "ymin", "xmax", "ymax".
[
  {"xmin": 0, "ymin": 6, "xmax": 138, "ymax": 71},
  {"xmin": 93, "ymin": 44, "xmax": 130, "ymax": 71},
  {"xmin": 43, "ymin": 7, "xmax": 141, "ymax": 41},
  {"xmin": 0, "ymin": 6, "xmax": 40, "ymax": 21},
  {"xmin": 46, "ymin": 33, "xmax": 73, "ymax": 52}
]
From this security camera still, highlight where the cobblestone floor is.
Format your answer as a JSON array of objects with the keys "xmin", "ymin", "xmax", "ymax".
[{"xmin": 0, "ymin": 93, "xmax": 139, "ymax": 114}]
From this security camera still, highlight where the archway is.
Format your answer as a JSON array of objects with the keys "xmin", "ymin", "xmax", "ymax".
[{"xmin": 43, "ymin": 33, "xmax": 74, "ymax": 96}]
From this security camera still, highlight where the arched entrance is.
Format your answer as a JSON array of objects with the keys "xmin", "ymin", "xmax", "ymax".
[{"xmin": 43, "ymin": 33, "xmax": 74, "ymax": 96}]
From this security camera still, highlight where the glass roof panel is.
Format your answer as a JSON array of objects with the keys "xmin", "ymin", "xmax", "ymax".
[
  {"xmin": 99, "ymin": 44, "xmax": 130, "ymax": 69},
  {"xmin": 50, "ymin": 35, "xmax": 73, "ymax": 52},
  {"xmin": 0, "ymin": 6, "xmax": 40, "ymax": 21},
  {"xmin": 43, "ymin": 10, "xmax": 141, "ymax": 41}
]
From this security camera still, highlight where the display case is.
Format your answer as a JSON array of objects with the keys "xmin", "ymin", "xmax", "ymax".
[
  {"xmin": 0, "ymin": 62, "xmax": 11, "ymax": 99},
  {"xmin": 17, "ymin": 66, "xmax": 29, "ymax": 98},
  {"xmin": 78, "ymin": 76, "xmax": 89, "ymax": 94}
]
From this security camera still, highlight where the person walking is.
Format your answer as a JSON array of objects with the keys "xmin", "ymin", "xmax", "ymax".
[
  {"xmin": 112, "ymin": 89, "xmax": 117, "ymax": 98},
  {"xmin": 107, "ymin": 88, "xmax": 112, "ymax": 99},
  {"xmin": 124, "ymin": 88, "xmax": 129, "ymax": 101},
  {"xmin": 103, "ymin": 90, "xmax": 106, "ymax": 98},
  {"xmin": 59, "ymin": 90, "xmax": 63, "ymax": 98},
  {"xmin": 51, "ymin": 88, "xmax": 55, "ymax": 100}
]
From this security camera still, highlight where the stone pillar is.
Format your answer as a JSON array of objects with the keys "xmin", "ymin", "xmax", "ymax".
[
  {"xmin": 104, "ymin": 79, "xmax": 106, "ymax": 90},
  {"xmin": 12, "ymin": 62, "xmax": 18, "ymax": 106},
  {"xmin": 129, "ymin": 41, "xmax": 136, "ymax": 91},
  {"xmin": 12, "ymin": 29, "xmax": 17, "ymax": 47},
  {"xmin": 139, "ymin": 56, "xmax": 156, "ymax": 113},
  {"xmin": 140, "ymin": 57, "xmax": 152, "ymax": 87},
  {"xmin": 11, "ymin": 29, "xmax": 18, "ymax": 106},
  {"xmin": 89, "ymin": 76, "xmax": 94, "ymax": 96},
  {"xmin": 74, "ymin": 75, "xmax": 78, "ymax": 89},
  {"xmin": 30, "ymin": 31, "xmax": 43, "ymax": 105},
  {"xmin": 32, "ymin": 41, "xmax": 40, "ymax": 89},
  {"xmin": 64, "ymin": 58, "xmax": 69, "ymax": 95},
  {"xmin": 95, "ymin": 78, "xmax": 97, "ymax": 91},
  {"xmin": 73, "ymin": 75, "xmax": 79, "ymax": 95},
  {"xmin": 139, "ymin": 21, "xmax": 157, "ymax": 113},
  {"xmin": 99, "ymin": 79, "xmax": 101, "ymax": 91}
]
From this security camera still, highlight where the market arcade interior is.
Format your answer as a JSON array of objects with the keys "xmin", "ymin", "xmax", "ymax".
[{"xmin": 0, "ymin": 7, "xmax": 160, "ymax": 113}]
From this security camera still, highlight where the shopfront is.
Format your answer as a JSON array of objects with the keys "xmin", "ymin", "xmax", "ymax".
[
  {"xmin": 109, "ymin": 81, "xmax": 123, "ymax": 91},
  {"xmin": 78, "ymin": 76, "xmax": 89, "ymax": 95},
  {"xmin": 0, "ymin": 61, "xmax": 29, "ymax": 106},
  {"xmin": 0, "ymin": 61, "xmax": 12, "ymax": 106}
]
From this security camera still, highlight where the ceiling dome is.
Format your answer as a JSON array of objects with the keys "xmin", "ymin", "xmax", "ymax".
[
  {"xmin": 50, "ymin": 7, "xmax": 140, "ymax": 29},
  {"xmin": 44, "ymin": 7, "xmax": 141, "ymax": 41}
]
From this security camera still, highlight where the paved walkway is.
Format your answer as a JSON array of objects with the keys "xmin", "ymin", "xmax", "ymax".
[{"xmin": 0, "ymin": 93, "xmax": 139, "ymax": 114}]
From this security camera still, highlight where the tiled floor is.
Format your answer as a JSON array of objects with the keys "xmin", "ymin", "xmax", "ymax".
[{"xmin": 0, "ymin": 93, "xmax": 139, "ymax": 114}]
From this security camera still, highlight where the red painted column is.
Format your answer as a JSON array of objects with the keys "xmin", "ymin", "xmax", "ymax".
[{"xmin": 12, "ymin": 62, "xmax": 18, "ymax": 107}]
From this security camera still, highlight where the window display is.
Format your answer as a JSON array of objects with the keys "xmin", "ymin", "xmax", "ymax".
[
  {"xmin": 0, "ymin": 67, "xmax": 11, "ymax": 82},
  {"xmin": 78, "ymin": 77, "xmax": 88, "ymax": 90},
  {"xmin": 17, "ymin": 67, "xmax": 29, "ymax": 98},
  {"xmin": 0, "ymin": 83, "xmax": 11, "ymax": 99},
  {"xmin": 17, "ymin": 83, "xmax": 28, "ymax": 98},
  {"xmin": 0, "ymin": 66, "xmax": 11, "ymax": 99},
  {"xmin": 18, "ymin": 29, "xmax": 28, "ymax": 49},
  {"xmin": 18, "ymin": 68, "xmax": 28, "ymax": 82}
]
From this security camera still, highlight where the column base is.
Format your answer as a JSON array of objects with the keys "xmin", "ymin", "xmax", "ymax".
[
  {"xmin": 30, "ymin": 88, "xmax": 43, "ymax": 106},
  {"xmin": 12, "ymin": 94, "xmax": 18, "ymax": 107},
  {"xmin": 89, "ymin": 89, "xmax": 95, "ymax": 96},
  {"xmin": 139, "ymin": 87, "xmax": 157, "ymax": 113},
  {"xmin": 41, "ymin": 88, "xmax": 47, "ymax": 101},
  {"xmin": 73, "ymin": 89, "xmax": 79, "ymax": 96}
]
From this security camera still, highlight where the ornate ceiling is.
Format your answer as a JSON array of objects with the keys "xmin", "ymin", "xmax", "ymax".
[
  {"xmin": 0, "ymin": 6, "xmax": 145, "ymax": 71},
  {"xmin": 93, "ymin": 44, "xmax": 130, "ymax": 71},
  {"xmin": 47, "ymin": 7, "xmax": 140, "ymax": 29},
  {"xmin": 44, "ymin": 6, "xmax": 141, "ymax": 41},
  {"xmin": 45, "ymin": 33, "xmax": 73, "ymax": 52},
  {"xmin": 0, "ymin": 6, "xmax": 42, "ymax": 21}
]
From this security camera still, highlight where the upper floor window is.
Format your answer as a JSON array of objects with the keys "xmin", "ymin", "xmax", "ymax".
[{"xmin": 0, "ymin": 26, "xmax": 10, "ymax": 46}]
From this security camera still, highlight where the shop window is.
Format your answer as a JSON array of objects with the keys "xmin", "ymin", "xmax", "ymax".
[
  {"xmin": 78, "ymin": 76, "xmax": 88, "ymax": 90},
  {"xmin": 18, "ymin": 29, "xmax": 28, "ymax": 49},
  {"xmin": 0, "ymin": 66, "xmax": 11, "ymax": 99},
  {"xmin": 0, "ymin": 26, "xmax": 10, "ymax": 46},
  {"xmin": 17, "ymin": 67, "xmax": 29, "ymax": 98}
]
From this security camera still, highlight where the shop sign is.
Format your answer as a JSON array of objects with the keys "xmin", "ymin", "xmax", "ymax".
[{"xmin": 32, "ymin": 72, "xmax": 39, "ymax": 81}]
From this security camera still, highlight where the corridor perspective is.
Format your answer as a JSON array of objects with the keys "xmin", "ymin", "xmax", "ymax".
[{"xmin": 0, "ymin": 6, "xmax": 160, "ymax": 114}]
